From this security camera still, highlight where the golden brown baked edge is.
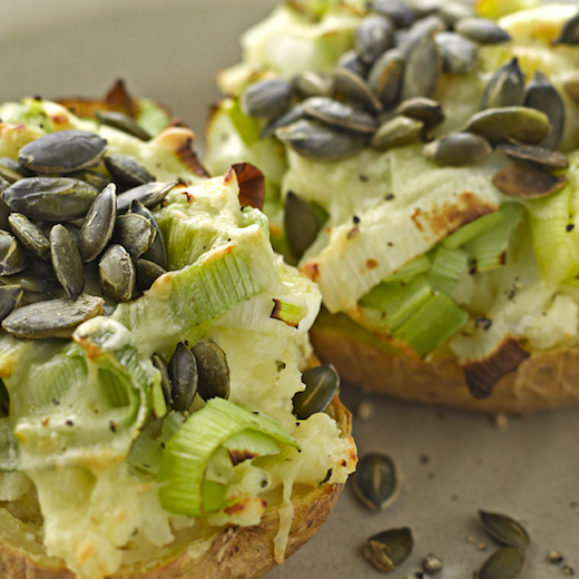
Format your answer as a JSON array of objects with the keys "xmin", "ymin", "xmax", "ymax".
[{"xmin": 310, "ymin": 311, "xmax": 579, "ymax": 413}]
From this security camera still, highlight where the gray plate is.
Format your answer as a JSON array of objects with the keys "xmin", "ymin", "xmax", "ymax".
[{"xmin": 0, "ymin": 1, "xmax": 578, "ymax": 578}]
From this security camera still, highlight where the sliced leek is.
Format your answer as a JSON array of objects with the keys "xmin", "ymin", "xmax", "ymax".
[{"xmin": 443, "ymin": 210, "xmax": 504, "ymax": 249}]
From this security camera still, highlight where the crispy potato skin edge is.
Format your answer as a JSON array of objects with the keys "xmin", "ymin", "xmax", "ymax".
[
  {"xmin": 310, "ymin": 316, "xmax": 579, "ymax": 413},
  {"xmin": 0, "ymin": 397, "xmax": 352, "ymax": 579}
]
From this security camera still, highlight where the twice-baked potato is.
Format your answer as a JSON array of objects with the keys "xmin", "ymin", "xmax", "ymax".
[
  {"xmin": 205, "ymin": 0, "xmax": 579, "ymax": 412},
  {"xmin": 0, "ymin": 94, "xmax": 356, "ymax": 578}
]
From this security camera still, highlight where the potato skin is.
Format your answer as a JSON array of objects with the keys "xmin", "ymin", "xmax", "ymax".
[
  {"xmin": 0, "ymin": 398, "xmax": 352, "ymax": 579},
  {"xmin": 310, "ymin": 312, "xmax": 579, "ymax": 413}
]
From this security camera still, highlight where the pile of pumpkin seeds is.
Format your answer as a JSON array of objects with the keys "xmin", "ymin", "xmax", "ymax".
[
  {"xmin": 239, "ymin": 0, "xmax": 579, "ymax": 217},
  {"xmin": 0, "ymin": 114, "xmax": 177, "ymax": 340}
]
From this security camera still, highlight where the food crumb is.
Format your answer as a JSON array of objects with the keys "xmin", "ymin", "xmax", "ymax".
[
  {"xmin": 548, "ymin": 551, "xmax": 564, "ymax": 564},
  {"xmin": 492, "ymin": 413, "xmax": 509, "ymax": 429},
  {"xmin": 466, "ymin": 535, "xmax": 474, "ymax": 543},
  {"xmin": 419, "ymin": 453, "xmax": 430, "ymax": 465},
  {"xmin": 477, "ymin": 542, "xmax": 488, "ymax": 551},
  {"xmin": 422, "ymin": 553, "xmax": 443, "ymax": 574},
  {"xmin": 563, "ymin": 565, "xmax": 576, "ymax": 576},
  {"xmin": 356, "ymin": 400, "xmax": 375, "ymax": 421}
]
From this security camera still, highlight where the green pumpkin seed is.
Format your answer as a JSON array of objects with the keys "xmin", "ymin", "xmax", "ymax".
[
  {"xmin": 192, "ymin": 340, "xmax": 230, "ymax": 401},
  {"xmin": 352, "ymin": 452, "xmax": 399, "ymax": 511},
  {"xmin": 96, "ymin": 111, "xmax": 152, "ymax": 141},
  {"xmin": 1, "ymin": 294, "xmax": 103, "ymax": 339},
  {"xmin": 79, "ymin": 182, "xmax": 117, "ymax": 262},
  {"xmin": 8, "ymin": 213, "xmax": 50, "ymax": 261},
  {"xmin": 0, "ymin": 285, "xmax": 23, "ymax": 322},
  {"xmin": 261, "ymin": 104, "xmax": 307, "ymax": 140},
  {"xmin": 168, "ymin": 342, "xmax": 199, "ymax": 411},
  {"xmin": 368, "ymin": 50, "xmax": 405, "ymax": 110},
  {"xmin": 241, "ymin": 78, "xmax": 294, "ymax": 120},
  {"xmin": 18, "ymin": 130, "xmax": 107, "ymax": 174},
  {"xmin": 66, "ymin": 167, "xmax": 113, "ymax": 190},
  {"xmin": 401, "ymin": 29, "xmax": 442, "ymax": 100},
  {"xmin": 563, "ymin": 71, "xmax": 579, "ymax": 104},
  {"xmin": 0, "ymin": 230, "xmax": 27, "ymax": 276},
  {"xmin": 492, "ymin": 164, "xmax": 566, "ymax": 199},
  {"xmin": 437, "ymin": 1, "xmax": 475, "ymax": 26},
  {"xmin": 372, "ymin": 0, "xmax": 416, "ymax": 28},
  {"xmin": 50, "ymin": 224, "xmax": 84, "ymax": 299},
  {"xmin": 395, "ymin": 97, "xmax": 445, "ymax": 129},
  {"xmin": 130, "ymin": 200, "xmax": 168, "ymax": 269},
  {"xmin": 98, "ymin": 244, "xmax": 135, "ymax": 302},
  {"xmin": 152, "ymin": 353, "xmax": 173, "ymax": 409},
  {"xmin": 362, "ymin": 527, "xmax": 414, "ymax": 573},
  {"xmin": 423, "ymin": 132, "xmax": 492, "ymax": 166},
  {"xmin": 333, "ymin": 67, "xmax": 383, "ymax": 113},
  {"xmin": 276, "ymin": 119, "xmax": 367, "ymax": 160},
  {"xmin": 555, "ymin": 11, "xmax": 579, "ymax": 45},
  {"xmin": 116, "ymin": 181, "xmax": 176, "ymax": 213},
  {"xmin": 337, "ymin": 50, "xmax": 368, "ymax": 79},
  {"xmin": 371, "ymin": 116, "xmax": 424, "ymax": 150},
  {"xmin": 465, "ymin": 106, "xmax": 551, "ymax": 145},
  {"xmin": 523, "ymin": 71, "xmax": 565, "ymax": 150},
  {"xmin": 477, "ymin": 547, "xmax": 525, "ymax": 579},
  {"xmin": 0, "ymin": 272, "xmax": 53, "ymax": 294},
  {"xmin": 435, "ymin": 31, "xmax": 478, "ymax": 74},
  {"xmin": 114, "ymin": 213, "xmax": 156, "ymax": 259},
  {"xmin": 478, "ymin": 510, "xmax": 531, "ymax": 548},
  {"xmin": 454, "ymin": 17, "xmax": 512, "ymax": 44},
  {"xmin": 0, "ymin": 194, "xmax": 10, "ymax": 230},
  {"xmin": 302, "ymin": 97, "xmax": 377, "ymax": 134},
  {"xmin": 496, "ymin": 143, "xmax": 569, "ymax": 171},
  {"xmin": 481, "ymin": 58, "xmax": 525, "ymax": 110},
  {"xmin": 0, "ymin": 158, "xmax": 25, "ymax": 184},
  {"xmin": 355, "ymin": 14, "xmax": 394, "ymax": 65},
  {"xmin": 293, "ymin": 72, "xmax": 333, "ymax": 99},
  {"xmin": 135, "ymin": 258, "xmax": 166, "ymax": 292},
  {"xmin": 293, "ymin": 364, "xmax": 339, "ymax": 420},
  {"xmin": 104, "ymin": 154, "xmax": 155, "ymax": 187},
  {"xmin": 2, "ymin": 177, "xmax": 98, "ymax": 221},
  {"xmin": 284, "ymin": 191, "xmax": 324, "ymax": 260},
  {"xmin": 397, "ymin": 14, "xmax": 445, "ymax": 58}
]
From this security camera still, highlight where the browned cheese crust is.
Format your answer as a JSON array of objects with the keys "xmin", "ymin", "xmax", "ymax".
[
  {"xmin": 310, "ymin": 311, "xmax": 579, "ymax": 414},
  {"xmin": 0, "ymin": 398, "xmax": 352, "ymax": 579}
]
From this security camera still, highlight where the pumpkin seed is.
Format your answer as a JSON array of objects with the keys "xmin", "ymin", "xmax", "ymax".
[
  {"xmin": 362, "ymin": 527, "xmax": 414, "ymax": 573},
  {"xmin": 98, "ymin": 244, "xmax": 135, "ymax": 302},
  {"xmin": 96, "ymin": 110, "xmax": 152, "ymax": 141},
  {"xmin": 437, "ymin": 1, "xmax": 474, "ymax": 26},
  {"xmin": 67, "ymin": 167, "xmax": 113, "ymax": 190},
  {"xmin": 352, "ymin": 452, "xmax": 399, "ymax": 511},
  {"xmin": 8, "ymin": 213, "xmax": 50, "ymax": 261},
  {"xmin": 18, "ymin": 130, "xmax": 107, "ymax": 174},
  {"xmin": 293, "ymin": 71, "xmax": 333, "ymax": 99},
  {"xmin": 260, "ymin": 104, "xmax": 307, "ymax": 140},
  {"xmin": 284, "ymin": 191, "xmax": 324, "ymax": 260},
  {"xmin": 368, "ymin": 49, "xmax": 405, "ymax": 110},
  {"xmin": 523, "ymin": 71, "xmax": 565, "ymax": 150},
  {"xmin": 423, "ymin": 132, "xmax": 492, "ymax": 166},
  {"xmin": 563, "ymin": 71, "xmax": 579, "ymax": 104},
  {"xmin": 50, "ymin": 224, "xmax": 84, "ymax": 299},
  {"xmin": 191, "ymin": 340, "xmax": 230, "ymax": 400},
  {"xmin": 355, "ymin": 14, "xmax": 394, "ymax": 65},
  {"xmin": 114, "ymin": 213, "xmax": 156, "ymax": 258},
  {"xmin": 481, "ymin": 58, "xmax": 525, "ymax": 110},
  {"xmin": 371, "ymin": 115, "xmax": 424, "ymax": 150},
  {"xmin": 0, "ymin": 158, "xmax": 24, "ymax": 184},
  {"xmin": 1, "ymin": 271, "xmax": 53, "ymax": 294},
  {"xmin": 372, "ymin": 0, "xmax": 416, "ymax": 28},
  {"xmin": 465, "ymin": 106, "xmax": 551, "ymax": 145},
  {"xmin": 0, "ymin": 285, "xmax": 23, "ymax": 322},
  {"xmin": 0, "ymin": 194, "xmax": 10, "ymax": 230},
  {"xmin": 397, "ymin": 14, "xmax": 446, "ymax": 57},
  {"xmin": 152, "ymin": 353, "xmax": 173, "ymax": 408},
  {"xmin": 1, "ymin": 294, "xmax": 103, "ymax": 339},
  {"xmin": 401, "ymin": 28, "xmax": 442, "ymax": 100},
  {"xmin": 333, "ymin": 67, "xmax": 383, "ymax": 113},
  {"xmin": 492, "ymin": 164, "xmax": 566, "ymax": 199},
  {"xmin": 0, "ymin": 230, "xmax": 27, "ymax": 276},
  {"xmin": 477, "ymin": 547, "xmax": 525, "ymax": 579},
  {"xmin": 79, "ymin": 182, "xmax": 117, "ymax": 262},
  {"xmin": 302, "ymin": 97, "xmax": 377, "ymax": 134},
  {"xmin": 241, "ymin": 78, "xmax": 294, "ymax": 120},
  {"xmin": 130, "ymin": 200, "xmax": 168, "ymax": 269},
  {"xmin": 116, "ymin": 181, "xmax": 176, "ymax": 213},
  {"xmin": 454, "ymin": 17, "xmax": 512, "ymax": 44},
  {"xmin": 104, "ymin": 154, "xmax": 155, "ymax": 187},
  {"xmin": 395, "ymin": 96, "xmax": 444, "ymax": 129},
  {"xmin": 275, "ymin": 119, "xmax": 367, "ymax": 160},
  {"xmin": 292, "ymin": 364, "xmax": 339, "ymax": 420},
  {"xmin": 336, "ymin": 50, "xmax": 368, "ymax": 79},
  {"xmin": 2, "ymin": 177, "xmax": 98, "ymax": 221},
  {"xmin": 135, "ymin": 258, "xmax": 166, "ymax": 292},
  {"xmin": 478, "ymin": 510, "xmax": 531, "ymax": 548},
  {"xmin": 496, "ymin": 143, "xmax": 569, "ymax": 171},
  {"xmin": 555, "ymin": 11, "xmax": 579, "ymax": 45},
  {"xmin": 435, "ymin": 31, "xmax": 478, "ymax": 74},
  {"xmin": 168, "ymin": 342, "xmax": 199, "ymax": 411}
]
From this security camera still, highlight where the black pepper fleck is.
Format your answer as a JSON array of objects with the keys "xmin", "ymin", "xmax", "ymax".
[
  {"xmin": 475, "ymin": 316, "xmax": 493, "ymax": 330},
  {"xmin": 385, "ymin": 193, "xmax": 395, "ymax": 201},
  {"xmin": 359, "ymin": 174, "xmax": 369, "ymax": 182},
  {"xmin": 566, "ymin": 224, "xmax": 575, "ymax": 232},
  {"xmin": 65, "ymin": 420, "xmax": 74, "ymax": 427},
  {"xmin": 353, "ymin": 215, "xmax": 361, "ymax": 225},
  {"xmin": 109, "ymin": 421, "xmax": 117, "ymax": 433}
]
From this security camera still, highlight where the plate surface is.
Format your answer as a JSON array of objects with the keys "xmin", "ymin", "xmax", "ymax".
[{"xmin": 1, "ymin": 1, "xmax": 578, "ymax": 578}]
